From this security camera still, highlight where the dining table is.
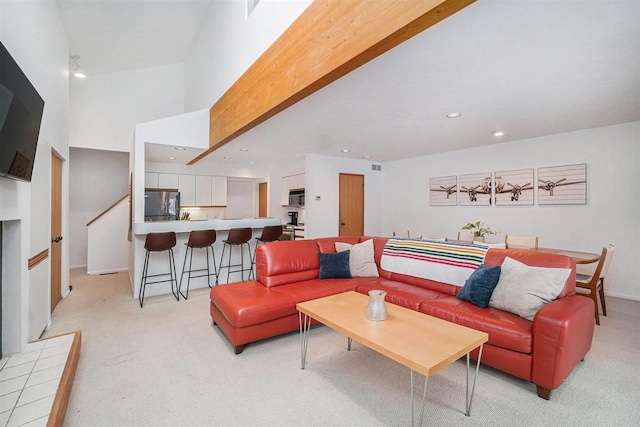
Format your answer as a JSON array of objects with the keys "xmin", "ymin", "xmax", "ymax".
[
  {"xmin": 524, "ymin": 247, "xmax": 600, "ymax": 264},
  {"xmin": 446, "ymin": 240, "xmax": 600, "ymax": 264}
]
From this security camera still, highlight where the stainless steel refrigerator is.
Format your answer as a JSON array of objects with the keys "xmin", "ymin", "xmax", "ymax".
[{"xmin": 144, "ymin": 190, "xmax": 180, "ymax": 221}]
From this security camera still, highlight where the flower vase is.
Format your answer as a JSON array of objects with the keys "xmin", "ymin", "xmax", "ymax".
[
  {"xmin": 474, "ymin": 235, "xmax": 485, "ymax": 243},
  {"xmin": 366, "ymin": 290, "xmax": 388, "ymax": 321}
]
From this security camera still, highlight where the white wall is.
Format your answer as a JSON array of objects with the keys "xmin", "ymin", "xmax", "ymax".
[
  {"xmin": 305, "ymin": 154, "xmax": 384, "ymax": 239},
  {"xmin": 70, "ymin": 63, "xmax": 185, "ymax": 152},
  {"xmin": 69, "ymin": 148, "xmax": 129, "ymax": 268},
  {"xmin": 184, "ymin": 0, "xmax": 312, "ymax": 111},
  {"xmin": 28, "ymin": 137, "xmax": 51, "ymax": 340},
  {"xmin": 382, "ymin": 122, "xmax": 640, "ymax": 301},
  {"xmin": 87, "ymin": 198, "xmax": 129, "ymax": 275},
  {"xmin": 0, "ymin": 0, "xmax": 69, "ymax": 351}
]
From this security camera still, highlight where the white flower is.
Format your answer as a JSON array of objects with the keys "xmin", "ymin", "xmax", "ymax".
[{"xmin": 461, "ymin": 221, "xmax": 500, "ymax": 237}]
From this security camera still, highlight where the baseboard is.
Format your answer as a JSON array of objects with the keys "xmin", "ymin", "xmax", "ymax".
[
  {"xmin": 87, "ymin": 267, "xmax": 128, "ymax": 275},
  {"xmin": 605, "ymin": 291, "xmax": 640, "ymax": 302},
  {"xmin": 69, "ymin": 264, "xmax": 87, "ymax": 269}
]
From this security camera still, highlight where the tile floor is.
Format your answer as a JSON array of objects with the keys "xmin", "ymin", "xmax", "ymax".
[{"xmin": 0, "ymin": 334, "xmax": 73, "ymax": 427}]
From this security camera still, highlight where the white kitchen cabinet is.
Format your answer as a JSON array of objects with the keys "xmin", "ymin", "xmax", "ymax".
[
  {"xmin": 281, "ymin": 174, "xmax": 305, "ymax": 206},
  {"xmin": 281, "ymin": 176, "xmax": 291, "ymax": 206},
  {"xmin": 195, "ymin": 175, "xmax": 212, "ymax": 206},
  {"xmin": 211, "ymin": 176, "xmax": 228, "ymax": 206},
  {"xmin": 145, "ymin": 172, "xmax": 159, "ymax": 189},
  {"xmin": 158, "ymin": 173, "xmax": 179, "ymax": 189},
  {"xmin": 178, "ymin": 174, "xmax": 196, "ymax": 206}
]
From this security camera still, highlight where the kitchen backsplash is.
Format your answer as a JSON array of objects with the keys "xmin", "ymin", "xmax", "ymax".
[{"xmin": 181, "ymin": 207, "xmax": 225, "ymax": 220}]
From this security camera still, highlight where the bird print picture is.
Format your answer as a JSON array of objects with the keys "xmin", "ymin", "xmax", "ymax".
[
  {"xmin": 429, "ymin": 175, "xmax": 457, "ymax": 206},
  {"xmin": 538, "ymin": 164, "xmax": 587, "ymax": 205}
]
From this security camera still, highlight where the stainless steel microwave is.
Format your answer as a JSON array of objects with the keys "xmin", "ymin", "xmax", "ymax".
[{"xmin": 289, "ymin": 189, "xmax": 305, "ymax": 207}]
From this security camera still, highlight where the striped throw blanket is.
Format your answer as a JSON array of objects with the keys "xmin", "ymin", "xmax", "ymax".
[{"xmin": 381, "ymin": 238, "xmax": 490, "ymax": 287}]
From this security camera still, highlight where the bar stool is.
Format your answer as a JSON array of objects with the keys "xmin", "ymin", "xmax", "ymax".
[
  {"xmin": 219, "ymin": 227, "xmax": 253, "ymax": 283},
  {"xmin": 250, "ymin": 225, "xmax": 283, "ymax": 279},
  {"xmin": 179, "ymin": 229, "xmax": 219, "ymax": 300},
  {"xmin": 139, "ymin": 232, "xmax": 179, "ymax": 308}
]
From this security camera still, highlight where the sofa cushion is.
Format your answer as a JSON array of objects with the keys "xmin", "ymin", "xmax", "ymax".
[
  {"xmin": 335, "ymin": 239, "xmax": 379, "ymax": 277},
  {"xmin": 420, "ymin": 297, "xmax": 533, "ymax": 354},
  {"xmin": 275, "ymin": 279, "xmax": 359, "ymax": 303},
  {"xmin": 485, "ymin": 248, "xmax": 575, "ymax": 298},
  {"xmin": 489, "ymin": 257, "xmax": 571, "ymax": 321},
  {"xmin": 456, "ymin": 264, "xmax": 502, "ymax": 308},
  {"xmin": 388, "ymin": 272, "xmax": 459, "ymax": 296},
  {"xmin": 319, "ymin": 251, "xmax": 352, "ymax": 279},
  {"xmin": 257, "ymin": 240, "xmax": 320, "ymax": 287},
  {"xmin": 361, "ymin": 237, "xmax": 393, "ymax": 279},
  {"xmin": 357, "ymin": 279, "xmax": 450, "ymax": 311},
  {"xmin": 210, "ymin": 281, "xmax": 296, "ymax": 328},
  {"xmin": 316, "ymin": 236, "xmax": 361, "ymax": 253}
]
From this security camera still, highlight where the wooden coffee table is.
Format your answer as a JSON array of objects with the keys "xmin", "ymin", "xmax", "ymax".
[{"xmin": 297, "ymin": 291, "xmax": 488, "ymax": 425}]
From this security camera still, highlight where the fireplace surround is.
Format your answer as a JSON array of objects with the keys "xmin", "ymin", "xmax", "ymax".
[{"xmin": 1, "ymin": 219, "xmax": 26, "ymax": 355}]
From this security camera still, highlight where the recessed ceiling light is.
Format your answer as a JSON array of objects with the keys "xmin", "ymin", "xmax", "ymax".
[
  {"xmin": 493, "ymin": 130, "xmax": 505, "ymax": 137},
  {"xmin": 223, "ymin": 156, "xmax": 232, "ymax": 160},
  {"xmin": 363, "ymin": 155, "xmax": 371, "ymax": 159},
  {"xmin": 341, "ymin": 149, "xmax": 350, "ymax": 153},
  {"xmin": 239, "ymin": 148, "xmax": 249, "ymax": 152},
  {"xmin": 250, "ymin": 161, "xmax": 256, "ymax": 165},
  {"xmin": 167, "ymin": 157, "xmax": 176, "ymax": 160},
  {"xmin": 446, "ymin": 113, "xmax": 462, "ymax": 118},
  {"xmin": 174, "ymin": 147, "xmax": 186, "ymax": 151}
]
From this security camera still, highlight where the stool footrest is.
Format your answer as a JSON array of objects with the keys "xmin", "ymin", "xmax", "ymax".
[
  {"xmin": 139, "ymin": 245, "xmax": 179, "ymax": 308},
  {"xmin": 179, "ymin": 243, "xmax": 219, "ymax": 299}
]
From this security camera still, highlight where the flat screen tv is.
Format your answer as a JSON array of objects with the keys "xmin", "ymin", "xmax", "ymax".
[{"xmin": 0, "ymin": 41, "xmax": 45, "ymax": 182}]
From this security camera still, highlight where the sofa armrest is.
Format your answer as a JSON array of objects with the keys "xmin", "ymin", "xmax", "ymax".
[{"xmin": 531, "ymin": 295, "xmax": 595, "ymax": 391}]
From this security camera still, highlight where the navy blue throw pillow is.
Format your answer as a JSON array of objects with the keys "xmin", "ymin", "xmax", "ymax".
[
  {"xmin": 319, "ymin": 251, "xmax": 352, "ymax": 279},
  {"xmin": 457, "ymin": 264, "xmax": 501, "ymax": 308}
]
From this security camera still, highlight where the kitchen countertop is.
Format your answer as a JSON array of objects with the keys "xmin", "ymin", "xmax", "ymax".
[{"xmin": 133, "ymin": 217, "xmax": 281, "ymax": 235}]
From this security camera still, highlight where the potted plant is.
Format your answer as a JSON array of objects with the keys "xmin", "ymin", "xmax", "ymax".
[{"xmin": 461, "ymin": 221, "xmax": 500, "ymax": 242}]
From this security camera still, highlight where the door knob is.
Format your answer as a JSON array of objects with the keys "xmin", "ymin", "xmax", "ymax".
[{"xmin": 341, "ymin": 222, "xmax": 346, "ymax": 226}]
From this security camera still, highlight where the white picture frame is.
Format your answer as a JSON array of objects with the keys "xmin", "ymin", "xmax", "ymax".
[
  {"xmin": 429, "ymin": 175, "xmax": 457, "ymax": 206},
  {"xmin": 538, "ymin": 164, "xmax": 587, "ymax": 205}
]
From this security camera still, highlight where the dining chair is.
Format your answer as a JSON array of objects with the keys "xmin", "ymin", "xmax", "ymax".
[
  {"xmin": 393, "ymin": 231, "xmax": 410, "ymax": 238},
  {"xmin": 576, "ymin": 244, "xmax": 614, "ymax": 325},
  {"xmin": 505, "ymin": 235, "xmax": 538, "ymax": 249},
  {"xmin": 457, "ymin": 232, "xmax": 474, "ymax": 243}
]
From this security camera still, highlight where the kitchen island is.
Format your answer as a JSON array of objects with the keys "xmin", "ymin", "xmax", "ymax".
[{"xmin": 131, "ymin": 217, "xmax": 281, "ymax": 300}]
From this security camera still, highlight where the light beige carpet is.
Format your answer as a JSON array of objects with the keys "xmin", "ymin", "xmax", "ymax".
[{"xmin": 44, "ymin": 268, "xmax": 640, "ymax": 426}]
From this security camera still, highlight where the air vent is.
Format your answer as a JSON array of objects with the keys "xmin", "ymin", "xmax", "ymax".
[{"xmin": 371, "ymin": 164, "xmax": 382, "ymax": 171}]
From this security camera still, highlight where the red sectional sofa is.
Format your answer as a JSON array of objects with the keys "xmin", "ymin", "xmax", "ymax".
[{"xmin": 209, "ymin": 236, "xmax": 595, "ymax": 399}]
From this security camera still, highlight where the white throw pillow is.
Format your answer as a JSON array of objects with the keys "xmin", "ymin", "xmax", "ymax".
[
  {"xmin": 335, "ymin": 239, "xmax": 379, "ymax": 277},
  {"xmin": 489, "ymin": 257, "xmax": 571, "ymax": 321}
]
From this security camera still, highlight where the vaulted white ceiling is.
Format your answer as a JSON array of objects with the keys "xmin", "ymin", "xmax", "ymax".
[
  {"xmin": 59, "ymin": 0, "xmax": 640, "ymax": 165},
  {"xmin": 57, "ymin": 0, "xmax": 214, "ymax": 76}
]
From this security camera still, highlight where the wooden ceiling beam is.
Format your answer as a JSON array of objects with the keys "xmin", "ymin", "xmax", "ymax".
[{"xmin": 189, "ymin": 0, "xmax": 475, "ymax": 164}]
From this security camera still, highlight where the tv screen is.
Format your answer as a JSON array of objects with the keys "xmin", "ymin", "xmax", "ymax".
[{"xmin": 0, "ymin": 41, "xmax": 45, "ymax": 182}]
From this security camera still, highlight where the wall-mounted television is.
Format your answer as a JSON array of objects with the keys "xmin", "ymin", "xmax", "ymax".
[{"xmin": 0, "ymin": 41, "xmax": 45, "ymax": 182}]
